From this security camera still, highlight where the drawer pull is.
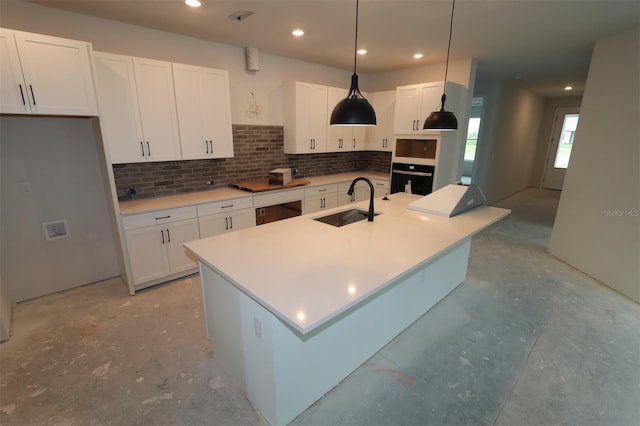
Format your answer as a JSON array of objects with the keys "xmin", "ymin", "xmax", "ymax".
[
  {"xmin": 318, "ymin": 188, "xmax": 327, "ymax": 192},
  {"xmin": 221, "ymin": 204, "xmax": 234, "ymax": 209},
  {"xmin": 18, "ymin": 84, "xmax": 26, "ymax": 106},
  {"xmin": 29, "ymin": 84, "xmax": 36, "ymax": 105},
  {"xmin": 155, "ymin": 215, "xmax": 171, "ymax": 220}
]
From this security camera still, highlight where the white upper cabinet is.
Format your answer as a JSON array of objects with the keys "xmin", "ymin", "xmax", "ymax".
[
  {"xmin": 132, "ymin": 57, "xmax": 182, "ymax": 162},
  {"xmin": 367, "ymin": 90, "xmax": 396, "ymax": 152},
  {"xmin": 283, "ymin": 81, "xmax": 328, "ymax": 154},
  {"xmin": 173, "ymin": 63, "xmax": 234, "ymax": 160},
  {"xmin": 94, "ymin": 52, "xmax": 181, "ymax": 163},
  {"xmin": 393, "ymin": 82, "xmax": 445, "ymax": 134},
  {"xmin": 0, "ymin": 28, "xmax": 98, "ymax": 116}
]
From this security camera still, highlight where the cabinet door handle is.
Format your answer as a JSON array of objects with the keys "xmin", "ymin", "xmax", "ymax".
[
  {"xmin": 313, "ymin": 138, "xmax": 316, "ymax": 149},
  {"xmin": 209, "ymin": 140, "xmax": 213, "ymax": 153},
  {"xmin": 154, "ymin": 215, "xmax": 171, "ymax": 220},
  {"xmin": 225, "ymin": 217, "xmax": 229, "ymax": 230},
  {"xmin": 140, "ymin": 141, "xmax": 145, "ymax": 156},
  {"xmin": 352, "ymin": 138, "xmax": 356, "ymax": 148},
  {"xmin": 166, "ymin": 229, "xmax": 171, "ymax": 243},
  {"xmin": 309, "ymin": 139, "xmax": 313, "ymax": 150},
  {"xmin": 229, "ymin": 216, "xmax": 233, "ymax": 229},
  {"xmin": 146, "ymin": 141, "xmax": 151, "ymax": 156},
  {"xmin": 161, "ymin": 229, "xmax": 165, "ymax": 244},
  {"xmin": 29, "ymin": 84, "xmax": 36, "ymax": 106},
  {"xmin": 18, "ymin": 84, "xmax": 26, "ymax": 106},
  {"xmin": 205, "ymin": 140, "xmax": 209, "ymax": 153}
]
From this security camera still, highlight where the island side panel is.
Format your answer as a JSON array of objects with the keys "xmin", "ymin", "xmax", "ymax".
[
  {"xmin": 200, "ymin": 264, "xmax": 247, "ymax": 388},
  {"xmin": 239, "ymin": 239, "xmax": 471, "ymax": 425}
]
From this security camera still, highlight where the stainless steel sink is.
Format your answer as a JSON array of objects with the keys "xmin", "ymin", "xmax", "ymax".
[{"xmin": 313, "ymin": 208, "xmax": 380, "ymax": 227}]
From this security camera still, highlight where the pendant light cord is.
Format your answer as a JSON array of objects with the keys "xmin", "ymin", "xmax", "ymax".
[
  {"xmin": 353, "ymin": 0, "xmax": 359, "ymax": 76},
  {"xmin": 443, "ymin": 0, "xmax": 455, "ymax": 92}
]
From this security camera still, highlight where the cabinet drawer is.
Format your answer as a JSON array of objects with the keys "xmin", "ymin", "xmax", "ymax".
[
  {"xmin": 370, "ymin": 178, "xmax": 389, "ymax": 190},
  {"xmin": 197, "ymin": 196, "xmax": 253, "ymax": 217},
  {"xmin": 253, "ymin": 188, "xmax": 305, "ymax": 208},
  {"xmin": 122, "ymin": 206, "xmax": 197, "ymax": 230},
  {"xmin": 305, "ymin": 184, "xmax": 337, "ymax": 197}
]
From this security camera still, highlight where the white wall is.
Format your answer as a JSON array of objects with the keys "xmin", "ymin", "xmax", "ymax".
[
  {"xmin": 530, "ymin": 96, "xmax": 583, "ymax": 187},
  {"xmin": 0, "ymin": 137, "xmax": 11, "ymax": 340},
  {"xmin": 550, "ymin": 26, "xmax": 639, "ymax": 302},
  {"xmin": 472, "ymin": 79, "xmax": 544, "ymax": 203},
  {"xmin": 0, "ymin": 117, "xmax": 119, "ymax": 302},
  {"xmin": 0, "ymin": 275, "xmax": 10, "ymax": 342}
]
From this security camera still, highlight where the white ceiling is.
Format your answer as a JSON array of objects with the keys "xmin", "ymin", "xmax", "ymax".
[{"xmin": 27, "ymin": 0, "xmax": 640, "ymax": 97}]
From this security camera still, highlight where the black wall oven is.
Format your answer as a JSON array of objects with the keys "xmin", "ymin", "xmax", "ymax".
[{"xmin": 390, "ymin": 163, "xmax": 435, "ymax": 195}]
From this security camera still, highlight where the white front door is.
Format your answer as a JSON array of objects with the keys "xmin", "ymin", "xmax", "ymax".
[{"xmin": 542, "ymin": 108, "xmax": 580, "ymax": 190}]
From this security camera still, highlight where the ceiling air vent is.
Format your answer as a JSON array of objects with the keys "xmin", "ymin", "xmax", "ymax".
[{"xmin": 227, "ymin": 9, "xmax": 254, "ymax": 22}]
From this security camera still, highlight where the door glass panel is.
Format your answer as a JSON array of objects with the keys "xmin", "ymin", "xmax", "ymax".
[
  {"xmin": 553, "ymin": 113, "xmax": 579, "ymax": 168},
  {"xmin": 465, "ymin": 117, "xmax": 481, "ymax": 161}
]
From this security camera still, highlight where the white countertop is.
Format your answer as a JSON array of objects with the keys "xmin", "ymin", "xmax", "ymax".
[
  {"xmin": 184, "ymin": 193, "xmax": 509, "ymax": 335},
  {"xmin": 119, "ymin": 171, "xmax": 389, "ymax": 215}
]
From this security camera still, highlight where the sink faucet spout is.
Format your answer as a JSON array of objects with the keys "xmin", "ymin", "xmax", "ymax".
[{"xmin": 347, "ymin": 177, "xmax": 375, "ymax": 221}]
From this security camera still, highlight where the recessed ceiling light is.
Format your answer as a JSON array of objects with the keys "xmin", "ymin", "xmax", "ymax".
[
  {"xmin": 185, "ymin": 0, "xmax": 201, "ymax": 7},
  {"xmin": 292, "ymin": 29, "xmax": 304, "ymax": 37},
  {"xmin": 413, "ymin": 53, "xmax": 424, "ymax": 59},
  {"xmin": 357, "ymin": 49, "xmax": 367, "ymax": 55},
  {"xmin": 564, "ymin": 85, "xmax": 573, "ymax": 91}
]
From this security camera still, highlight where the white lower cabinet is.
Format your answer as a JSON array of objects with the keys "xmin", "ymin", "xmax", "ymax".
[
  {"xmin": 337, "ymin": 181, "xmax": 369, "ymax": 206},
  {"xmin": 304, "ymin": 184, "xmax": 338, "ymax": 214},
  {"xmin": 122, "ymin": 206, "xmax": 198, "ymax": 286},
  {"xmin": 371, "ymin": 178, "xmax": 390, "ymax": 199},
  {"xmin": 197, "ymin": 196, "xmax": 255, "ymax": 238}
]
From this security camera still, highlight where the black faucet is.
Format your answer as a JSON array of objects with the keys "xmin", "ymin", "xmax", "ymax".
[{"xmin": 347, "ymin": 177, "xmax": 375, "ymax": 221}]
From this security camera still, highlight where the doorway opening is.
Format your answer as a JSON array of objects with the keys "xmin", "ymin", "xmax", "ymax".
[
  {"xmin": 462, "ymin": 97, "xmax": 483, "ymax": 184},
  {"xmin": 542, "ymin": 108, "xmax": 580, "ymax": 190}
]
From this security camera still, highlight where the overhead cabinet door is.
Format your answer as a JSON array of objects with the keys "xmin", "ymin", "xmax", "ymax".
[
  {"xmin": 173, "ymin": 63, "xmax": 234, "ymax": 160},
  {"xmin": 0, "ymin": 28, "xmax": 29, "ymax": 113},
  {"xmin": 94, "ymin": 52, "xmax": 145, "ymax": 163},
  {"xmin": 0, "ymin": 28, "xmax": 98, "ymax": 115},
  {"xmin": 132, "ymin": 57, "xmax": 182, "ymax": 162}
]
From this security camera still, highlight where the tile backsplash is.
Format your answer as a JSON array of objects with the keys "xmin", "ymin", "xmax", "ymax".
[{"xmin": 113, "ymin": 124, "xmax": 392, "ymax": 199}]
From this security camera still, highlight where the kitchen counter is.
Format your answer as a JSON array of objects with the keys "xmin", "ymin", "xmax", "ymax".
[
  {"xmin": 186, "ymin": 192, "xmax": 507, "ymax": 334},
  {"xmin": 184, "ymin": 193, "xmax": 509, "ymax": 425},
  {"xmin": 118, "ymin": 171, "xmax": 389, "ymax": 215}
]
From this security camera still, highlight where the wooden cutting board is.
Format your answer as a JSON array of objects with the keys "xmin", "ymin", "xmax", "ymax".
[{"xmin": 233, "ymin": 179, "xmax": 310, "ymax": 192}]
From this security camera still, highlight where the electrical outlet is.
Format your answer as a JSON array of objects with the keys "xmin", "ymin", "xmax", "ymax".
[
  {"xmin": 254, "ymin": 317, "xmax": 263, "ymax": 340},
  {"xmin": 207, "ymin": 180, "xmax": 215, "ymax": 186}
]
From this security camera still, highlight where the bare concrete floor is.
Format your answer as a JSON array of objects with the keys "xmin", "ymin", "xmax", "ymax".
[{"xmin": 1, "ymin": 188, "xmax": 638, "ymax": 425}]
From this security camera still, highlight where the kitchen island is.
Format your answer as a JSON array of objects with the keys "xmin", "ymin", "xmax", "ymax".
[{"xmin": 184, "ymin": 192, "xmax": 509, "ymax": 425}]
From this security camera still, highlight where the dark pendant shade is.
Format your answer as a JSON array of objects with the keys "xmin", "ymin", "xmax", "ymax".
[
  {"xmin": 330, "ymin": 0, "xmax": 376, "ymax": 126},
  {"xmin": 424, "ymin": 0, "xmax": 458, "ymax": 131},
  {"xmin": 330, "ymin": 74, "xmax": 377, "ymax": 126},
  {"xmin": 424, "ymin": 94, "xmax": 457, "ymax": 130}
]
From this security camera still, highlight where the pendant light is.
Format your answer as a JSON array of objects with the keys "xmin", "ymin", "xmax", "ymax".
[
  {"xmin": 330, "ymin": 0, "xmax": 376, "ymax": 126},
  {"xmin": 424, "ymin": 0, "xmax": 458, "ymax": 131}
]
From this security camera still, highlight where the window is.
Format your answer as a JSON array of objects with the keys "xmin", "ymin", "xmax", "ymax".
[
  {"xmin": 553, "ymin": 113, "xmax": 579, "ymax": 169},
  {"xmin": 465, "ymin": 117, "xmax": 480, "ymax": 161}
]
